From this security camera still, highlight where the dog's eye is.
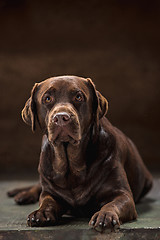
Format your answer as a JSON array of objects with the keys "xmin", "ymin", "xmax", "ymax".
[
  {"xmin": 45, "ymin": 96, "xmax": 53, "ymax": 103},
  {"xmin": 75, "ymin": 93, "xmax": 84, "ymax": 102}
]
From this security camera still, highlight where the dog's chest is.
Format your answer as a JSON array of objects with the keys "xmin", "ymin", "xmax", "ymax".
[
  {"xmin": 50, "ymin": 174, "xmax": 89, "ymax": 205},
  {"xmin": 49, "ymin": 168, "xmax": 104, "ymax": 208}
]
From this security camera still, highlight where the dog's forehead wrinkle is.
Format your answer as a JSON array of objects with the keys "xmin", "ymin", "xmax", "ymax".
[{"xmin": 39, "ymin": 76, "xmax": 89, "ymax": 96}]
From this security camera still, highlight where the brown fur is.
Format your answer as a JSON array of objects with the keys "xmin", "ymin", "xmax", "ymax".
[{"xmin": 8, "ymin": 76, "xmax": 152, "ymax": 231}]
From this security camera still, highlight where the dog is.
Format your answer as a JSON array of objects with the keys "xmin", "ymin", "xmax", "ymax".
[{"xmin": 8, "ymin": 75, "xmax": 153, "ymax": 231}]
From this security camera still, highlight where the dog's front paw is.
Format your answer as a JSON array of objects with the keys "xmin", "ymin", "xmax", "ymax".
[
  {"xmin": 27, "ymin": 207, "xmax": 57, "ymax": 227},
  {"xmin": 89, "ymin": 210, "xmax": 120, "ymax": 232}
]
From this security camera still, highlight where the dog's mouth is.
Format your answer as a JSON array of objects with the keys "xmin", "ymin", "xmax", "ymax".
[
  {"xmin": 52, "ymin": 128, "xmax": 80, "ymax": 146},
  {"xmin": 48, "ymin": 120, "xmax": 81, "ymax": 146}
]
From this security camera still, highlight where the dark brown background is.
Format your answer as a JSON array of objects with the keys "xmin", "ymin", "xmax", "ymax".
[{"xmin": 0, "ymin": 0, "xmax": 160, "ymax": 178}]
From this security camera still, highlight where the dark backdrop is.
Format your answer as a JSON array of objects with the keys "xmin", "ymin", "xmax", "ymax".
[{"xmin": 0, "ymin": 0, "xmax": 160, "ymax": 178}]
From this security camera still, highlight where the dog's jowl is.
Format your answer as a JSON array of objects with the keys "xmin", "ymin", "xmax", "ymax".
[{"xmin": 8, "ymin": 76, "xmax": 153, "ymax": 231}]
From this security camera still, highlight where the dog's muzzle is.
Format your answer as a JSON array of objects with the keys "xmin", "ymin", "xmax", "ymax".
[{"xmin": 47, "ymin": 105, "xmax": 81, "ymax": 145}]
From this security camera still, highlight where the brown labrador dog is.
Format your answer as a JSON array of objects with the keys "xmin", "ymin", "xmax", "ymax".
[{"xmin": 8, "ymin": 76, "xmax": 153, "ymax": 231}]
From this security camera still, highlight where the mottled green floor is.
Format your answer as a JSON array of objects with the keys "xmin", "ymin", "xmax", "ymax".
[{"xmin": 0, "ymin": 179, "xmax": 160, "ymax": 239}]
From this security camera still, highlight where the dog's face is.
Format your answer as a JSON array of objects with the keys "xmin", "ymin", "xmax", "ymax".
[{"xmin": 22, "ymin": 76, "xmax": 108, "ymax": 146}]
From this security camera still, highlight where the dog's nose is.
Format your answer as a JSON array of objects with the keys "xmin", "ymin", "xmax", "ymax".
[{"xmin": 53, "ymin": 112, "xmax": 71, "ymax": 126}]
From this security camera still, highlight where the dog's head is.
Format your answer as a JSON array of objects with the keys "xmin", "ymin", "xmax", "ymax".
[{"xmin": 22, "ymin": 76, "xmax": 108, "ymax": 145}]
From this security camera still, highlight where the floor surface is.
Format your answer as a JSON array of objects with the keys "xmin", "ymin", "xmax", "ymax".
[{"xmin": 0, "ymin": 178, "xmax": 160, "ymax": 239}]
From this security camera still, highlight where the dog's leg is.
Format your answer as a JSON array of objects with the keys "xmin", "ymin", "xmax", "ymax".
[
  {"xmin": 8, "ymin": 184, "xmax": 41, "ymax": 205},
  {"xmin": 89, "ymin": 191, "xmax": 137, "ymax": 232},
  {"xmin": 89, "ymin": 163, "xmax": 137, "ymax": 232},
  {"xmin": 27, "ymin": 192, "xmax": 65, "ymax": 227},
  {"xmin": 8, "ymin": 186, "xmax": 34, "ymax": 197}
]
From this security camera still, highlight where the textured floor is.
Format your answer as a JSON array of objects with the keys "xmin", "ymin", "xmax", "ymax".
[{"xmin": 0, "ymin": 179, "xmax": 160, "ymax": 239}]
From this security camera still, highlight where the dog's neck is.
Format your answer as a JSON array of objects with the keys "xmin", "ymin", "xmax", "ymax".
[
  {"xmin": 51, "ymin": 124, "xmax": 96, "ymax": 187},
  {"xmin": 39, "ymin": 123, "xmax": 98, "ymax": 188},
  {"xmin": 52, "ymin": 140, "xmax": 87, "ymax": 177}
]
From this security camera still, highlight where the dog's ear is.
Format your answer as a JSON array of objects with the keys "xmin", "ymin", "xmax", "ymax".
[
  {"xmin": 87, "ymin": 78, "xmax": 108, "ymax": 119},
  {"xmin": 96, "ymin": 90, "xmax": 108, "ymax": 119},
  {"xmin": 21, "ymin": 83, "xmax": 38, "ymax": 132}
]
